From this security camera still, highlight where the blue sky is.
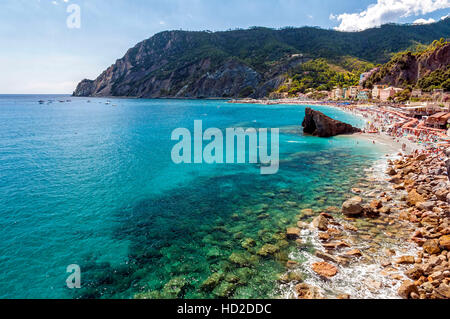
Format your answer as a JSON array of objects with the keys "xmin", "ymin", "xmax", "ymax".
[{"xmin": 0, "ymin": 0, "xmax": 448, "ymax": 94}]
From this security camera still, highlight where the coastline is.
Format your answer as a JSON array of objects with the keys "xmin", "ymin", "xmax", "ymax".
[{"xmin": 240, "ymin": 99, "xmax": 450, "ymax": 299}]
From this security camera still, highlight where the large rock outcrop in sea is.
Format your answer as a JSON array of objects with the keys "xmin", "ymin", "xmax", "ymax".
[{"xmin": 302, "ymin": 108, "xmax": 361, "ymax": 137}]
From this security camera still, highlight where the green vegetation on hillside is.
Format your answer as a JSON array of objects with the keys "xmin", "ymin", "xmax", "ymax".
[
  {"xmin": 417, "ymin": 66, "xmax": 450, "ymax": 91},
  {"xmin": 130, "ymin": 20, "xmax": 450, "ymax": 77},
  {"xmin": 364, "ymin": 38, "xmax": 449, "ymax": 91},
  {"xmin": 275, "ymin": 57, "xmax": 374, "ymax": 95}
]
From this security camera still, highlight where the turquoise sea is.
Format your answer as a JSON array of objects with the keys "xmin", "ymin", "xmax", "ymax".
[{"xmin": 0, "ymin": 95, "xmax": 388, "ymax": 299}]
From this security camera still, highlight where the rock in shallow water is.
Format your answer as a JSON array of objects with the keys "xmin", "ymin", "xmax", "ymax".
[
  {"xmin": 302, "ymin": 108, "xmax": 361, "ymax": 137},
  {"xmin": 342, "ymin": 196, "xmax": 363, "ymax": 216},
  {"xmin": 311, "ymin": 262, "xmax": 338, "ymax": 278}
]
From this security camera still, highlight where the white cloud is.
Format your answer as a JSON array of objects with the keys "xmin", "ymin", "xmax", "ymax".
[
  {"xmin": 413, "ymin": 18, "xmax": 436, "ymax": 24},
  {"xmin": 332, "ymin": 0, "xmax": 450, "ymax": 31}
]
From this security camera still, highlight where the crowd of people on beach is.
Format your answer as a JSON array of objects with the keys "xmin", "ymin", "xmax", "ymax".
[{"xmin": 355, "ymin": 106, "xmax": 450, "ymax": 160}]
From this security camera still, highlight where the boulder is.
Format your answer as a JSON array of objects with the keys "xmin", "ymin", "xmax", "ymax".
[
  {"xmin": 439, "ymin": 235, "xmax": 450, "ymax": 250},
  {"xmin": 344, "ymin": 249, "xmax": 362, "ymax": 257},
  {"xmin": 370, "ymin": 200, "xmax": 382, "ymax": 210},
  {"xmin": 434, "ymin": 284, "xmax": 450, "ymax": 299},
  {"xmin": 312, "ymin": 215, "xmax": 329, "ymax": 231},
  {"xmin": 435, "ymin": 188, "xmax": 449, "ymax": 201},
  {"xmin": 417, "ymin": 201, "xmax": 435, "ymax": 211},
  {"xmin": 395, "ymin": 256, "xmax": 415, "ymax": 264},
  {"xmin": 315, "ymin": 251, "xmax": 339, "ymax": 264},
  {"xmin": 311, "ymin": 262, "xmax": 338, "ymax": 278},
  {"xmin": 405, "ymin": 266, "xmax": 424, "ymax": 280},
  {"xmin": 398, "ymin": 280, "xmax": 418, "ymax": 299},
  {"xmin": 386, "ymin": 167, "xmax": 397, "ymax": 176},
  {"xmin": 342, "ymin": 196, "xmax": 363, "ymax": 216},
  {"xmin": 407, "ymin": 189, "xmax": 425, "ymax": 207},
  {"xmin": 423, "ymin": 239, "xmax": 441, "ymax": 255},
  {"xmin": 302, "ymin": 108, "xmax": 361, "ymax": 137}
]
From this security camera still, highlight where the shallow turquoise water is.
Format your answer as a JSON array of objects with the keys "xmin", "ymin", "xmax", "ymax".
[{"xmin": 0, "ymin": 96, "xmax": 386, "ymax": 298}]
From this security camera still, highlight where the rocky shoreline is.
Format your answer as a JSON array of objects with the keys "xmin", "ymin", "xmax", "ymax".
[{"xmin": 279, "ymin": 110, "xmax": 450, "ymax": 299}]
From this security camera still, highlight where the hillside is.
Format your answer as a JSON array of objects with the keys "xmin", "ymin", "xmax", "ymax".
[
  {"xmin": 363, "ymin": 39, "xmax": 450, "ymax": 92},
  {"xmin": 73, "ymin": 19, "xmax": 450, "ymax": 99}
]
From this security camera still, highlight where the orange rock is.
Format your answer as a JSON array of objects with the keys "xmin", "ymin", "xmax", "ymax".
[
  {"xmin": 311, "ymin": 262, "xmax": 338, "ymax": 278},
  {"xmin": 439, "ymin": 235, "xmax": 450, "ymax": 250},
  {"xmin": 343, "ymin": 224, "xmax": 358, "ymax": 232},
  {"xmin": 407, "ymin": 189, "xmax": 425, "ymax": 207},
  {"xmin": 318, "ymin": 233, "xmax": 330, "ymax": 241},
  {"xmin": 395, "ymin": 256, "xmax": 415, "ymax": 264},
  {"xmin": 344, "ymin": 249, "xmax": 362, "ymax": 257},
  {"xmin": 423, "ymin": 239, "xmax": 441, "ymax": 255},
  {"xmin": 398, "ymin": 280, "xmax": 418, "ymax": 299}
]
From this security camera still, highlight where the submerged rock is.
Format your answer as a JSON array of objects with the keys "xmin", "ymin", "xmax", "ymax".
[
  {"xmin": 302, "ymin": 107, "xmax": 361, "ymax": 137},
  {"xmin": 201, "ymin": 272, "xmax": 224, "ymax": 291},
  {"xmin": 257, "ymin": 244, "xmax": 279, "ymax": 257}
]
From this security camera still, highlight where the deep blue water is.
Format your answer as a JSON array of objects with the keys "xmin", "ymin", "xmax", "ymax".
[{"xmin": 0, "ymin": 95, "xmax": 387, "ymax": 299}]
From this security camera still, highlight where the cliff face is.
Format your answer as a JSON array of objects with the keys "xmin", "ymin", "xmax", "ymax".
[
  {"xmin": 364, "ymin": 42, "xmax": 450, "ymax": 89},
  {"xmin": 73, "ymin": 20, "xmax": 450, "ymax": 98},
  {"xmin": 302, "ymin": 108, "xmax": 361, "ymax": 137},
  {"xmin": 73, "ymin": 30, "xmax": 304, "ymax": 98}
]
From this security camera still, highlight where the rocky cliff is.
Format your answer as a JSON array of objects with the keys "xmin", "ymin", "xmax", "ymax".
[
  {"xmin": 363, "ymin": 41, "xmax": 450, "ymax": 91},
  {"xmin": 74, "ymin": 19, "xmax": 450, "ymax": 98},
  {"xmin": 302, "ymin": 108, "xmax": 361, "ymax": 137}
]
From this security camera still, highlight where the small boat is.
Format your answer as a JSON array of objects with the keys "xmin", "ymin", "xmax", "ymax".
[{"xmin": 38, "ymin": 100, "xmax": 45, "ymax": 104}]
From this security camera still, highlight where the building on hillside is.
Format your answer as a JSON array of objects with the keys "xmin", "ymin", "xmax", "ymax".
[
  {"xmin": 357, "ymin": 89, "xmax": 371, "ymax": 101},
  {"xmin": 349, "ymin": 86, "xmax": 360, "ymax": 99},
  {"xmin": 372, "ymin": 85, "xmax": 388, "ymax": 100},
  {"xmin": 344, "ymin": 88, "xmax": 350, "ymax": 99},
  {"xmin": 331, "ymin": 87, "xmax": 344, "ymax": 100},
  {"xmin": 380, "ymin": 87, "xmax": 403, "ymax": 102}
]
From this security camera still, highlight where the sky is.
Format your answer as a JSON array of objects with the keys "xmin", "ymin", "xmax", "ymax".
[{"xmin": 0, "ymin": 0, "xmax": 449, "ymax": 94}]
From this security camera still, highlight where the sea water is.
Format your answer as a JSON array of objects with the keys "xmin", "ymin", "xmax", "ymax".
[{"xmin": 0, "ymin": 96, "xmax": 387, "ymax": 298}]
